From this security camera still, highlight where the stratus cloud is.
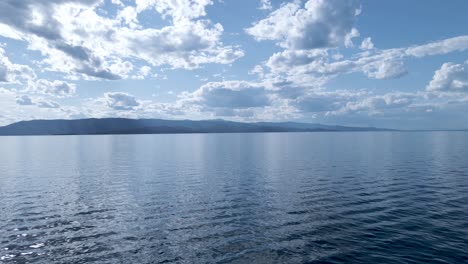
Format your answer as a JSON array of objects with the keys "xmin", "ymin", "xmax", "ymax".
[
  {"xmin": 104, "ymin": 92, "xmax": 140, "ymax": 110},
  {"xmin": 0, "ymin": 0, "xmax": 243, "ymax": 80},
  {"xmin": 427, "ymin": 62, "xmax": 468, "ymax": 92},
  {"xmin": 406, "ymin": 36, "xmax": 468, "ymax": 57},
  {"xmin": 246, "ymin": 0, "xmax": 360, "ymax": 50}
]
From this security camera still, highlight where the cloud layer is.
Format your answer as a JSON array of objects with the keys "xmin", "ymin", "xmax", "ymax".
[{"xmin": 0, "ymin": 0, "xmax": 468, "ymax": 129}]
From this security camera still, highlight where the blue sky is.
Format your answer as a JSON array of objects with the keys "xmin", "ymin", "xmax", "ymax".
[{"xmin": 1, "ymin": 0, "xmax": 468, "ymax": 129}]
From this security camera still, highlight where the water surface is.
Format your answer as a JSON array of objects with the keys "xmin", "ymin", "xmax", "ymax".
[{"xmin": 0, "ymin": 132, "xmax": 467, "ymax": 263}]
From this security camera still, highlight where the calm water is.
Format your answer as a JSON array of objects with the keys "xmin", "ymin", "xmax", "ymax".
[{"xmin": 0, "ymin": 132, "xmax": 467, "ymax": 263}]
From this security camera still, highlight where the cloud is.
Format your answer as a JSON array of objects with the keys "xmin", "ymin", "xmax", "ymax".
[
  {"xmin": 15, "ymin": 93, "xmax": 61, "ymax": 108},
  {"xmin": 360, "ymin": 37, "xmax": 374, "ymax": 50},
  {"xmin": 37, "ymin": 100, "xmax": 61, "ymax": 109},
  {"xmin": 249, "ymin": 65, "xmax": 265, "ymax": 77},
  {"xmin": 266, "ymin": 49, "xmax": 328, "ymax": 73},
  {"xmin": 246, "ymin": 0, "xmax": 360, "ymax": 50},
  {"xmin": 406, "ymin": 35, "xmax": 468, "ymax": 57},
  {"xmin": 0, "ymin": 63, "xmax": 6, "ymax": 82},
  {"xmin": 16, "ymin": 95, "xmax": 34, "ymax": 105},
  {"xmin": 104, "ymin": 92, "xmax": 140, "ymax": 110},
  {"xmin": 258, "ymin": 35, "xmax": 468, "ymax": 88},
  {"xmin": 184, "ymin": 81, "xmax": 272, "ymax": 109},
  {"xmin": 362, "ymin": 59, "xmax": 407, "ymax": 79},
  {"xmin": 121, "ymin": 21, "xmax": 243, "ymax": 69},
  {"xmin": 0, "ymin": 46, "xmax": 36, "ymax": 83},
  {"xmin": 0, "ymin": 0, "xmax": 243, "ymax": 80},
  {"xmin": 135, "ymin": 0, "xmax": 213, "ymax": 22},
  {"xmin": 258, "ymin": 0, "xmax": 272, "ymax": 10},
  {"xmin": 290, "ymin": 90, "xmax": 364, "ymax": 113},
  {"xmin": 427, "ymin": 62, "xmax": 468, "ymax": 92},
  {"xmin": 28, "ymin": 79, "xmax": 76, "ymax": 97},
  {"xmin": 132, "ymin": 66, "xmax": 153, "ymax": 79},
  {"xmin": 337, "ymin": 92, "xmax": 417, "ymax": 115}
]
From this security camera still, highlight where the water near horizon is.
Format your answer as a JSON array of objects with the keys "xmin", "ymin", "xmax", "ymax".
[{"xmin": 0, "ymin": 132, "xmax": 467, "ymax": 263}]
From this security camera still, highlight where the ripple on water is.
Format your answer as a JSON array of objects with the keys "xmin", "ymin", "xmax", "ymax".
[{"xmin": 0, "ymin": 132, "xmax": 468, "ymax": 263}]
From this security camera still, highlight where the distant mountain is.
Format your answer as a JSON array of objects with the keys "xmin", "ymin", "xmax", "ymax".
[{"xmin": 0, "ymin": 118, "xmax": 394, "ymax": 136}]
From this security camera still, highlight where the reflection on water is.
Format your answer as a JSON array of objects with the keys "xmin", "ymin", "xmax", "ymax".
[{"xmin": 0, "ymin": 132, "xmax": 467, "ymax": 263}]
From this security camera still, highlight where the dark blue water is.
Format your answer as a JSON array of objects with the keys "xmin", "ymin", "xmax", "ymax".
[{"xmin": 0, "ymin": 132, "xmax": 467, "ymax": 263}]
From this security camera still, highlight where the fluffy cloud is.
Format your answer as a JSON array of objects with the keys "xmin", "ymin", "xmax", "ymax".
[
  {"xmin": 0, "ymin": 46, "xmax": 36, "ymax": 83},
  {"xmin": 104, "ymin": 92, "xmax": 140, "ymax": 110},
  {"xmin": 132, "ymin": 66, "xmax": 153, "ymax": 80},
  {"xmin": 360, "ymin": 37, "xmax": 374, "ymax": 50},
  {"xmin": 135, "ymin": 0, "xmax": 213, "ymax": 22},
  {"xmin": 184, "ymin": 81, "xmax": 272, "ymax": 109},
  {"xmin": 266, "ymin": 49, "xmax": 328, "ymax": 73},
  {"xmin": 258, "ymin": 0, "xmax": 272, "ymax": 10},
  {"xmin": 15, "ymin": 94, "xmax": 61, "ymax": 108},
  {"xmin": 262, "ymin": 35, "xmax": 468, "ymax": 85},
  {"xmin": 246, "ymin": 0, "xmax": 360, "ymax": 50},
  {"xmin": 362, "ymin": 59, "xmax": 407, "ymax": 79},
  {"xmin": 427, "ymin": 62, "xmax": 468, "ymax": 92},
  {"xmin": 0, "ymin": 0, "xmax": 243, "ymax": 80},
  {"xmin": 28, "ymin": 79, "xmax": 76, "ymax": 97},
  {"xmin": 261, "ymin": 48, "xmax": 408, "ymax": 86},
  {"xmin": 16, "ymin": 95, "xmax": 34, "ymax": 106},
  {"xmin": 340, "ymin": 93, "xmax": 416, "ymax": 115}
]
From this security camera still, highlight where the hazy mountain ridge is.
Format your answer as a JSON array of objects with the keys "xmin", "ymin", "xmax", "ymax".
[{"xmin": 0, "ymin": 118, "xmax": 394, "ymax": 136}]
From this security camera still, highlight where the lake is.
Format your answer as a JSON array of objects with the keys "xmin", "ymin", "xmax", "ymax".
[{"xmin": 0, "ymin": 132, "xmax": 467, "ymax": 263}]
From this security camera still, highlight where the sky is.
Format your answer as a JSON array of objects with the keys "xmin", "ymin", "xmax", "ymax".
[{"xmin": 1, "ymin": 0, "xmax": 468, "ymax": 129}]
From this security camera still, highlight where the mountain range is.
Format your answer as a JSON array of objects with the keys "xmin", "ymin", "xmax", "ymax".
[{"xmin": 0, "ymin": 118, "xmax": 394, "ymax": 136}]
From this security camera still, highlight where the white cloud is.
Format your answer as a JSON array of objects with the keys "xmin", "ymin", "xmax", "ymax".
[
  {"xmin": 37, "ymin": 100, "xmax": 61, "ymax": 109},
  {"xmin": 406, "ymin": 35, "xmax": 468, "ymax": 57},
  {"xmin": 360, "ymin": 37, "xmax": 374, "ymax": 50},
  {"xmin": 266, "ymin": 49, "xmax": 328, "ymax": 73},
  {"xmin": 16, "ymin": 95, "xmax": 34, "ymax": 105},
  {"xmin": 117, "ymin": 6, "xmax": 138, "ymax": 27},
  {"xmin": 362, "ymin": 59, "xmax": 407, "ymax": 79},
  {"xmin": 133, "ymin": 66, "xmax": 152, "ymax": 79},
  {"xmin": 291, "ymin": 90, "xmax": 360, "ymax": 113},
  {"xmin": 0, "ymin": 88, "xmax": 69, "ymax": 126},
  {"xmin": 0, "ymin": 46, "xmax": 36, "ymax": 83},
  {"xmin": 135, "ymin": 0, "xmax": 213, "ymax": 22},
  {"xmin": 183, "ymin": 81, "xmax": 272, "ymax": 109},
  {"xmin": 104, "ymin": 92, "xmax": 140, "ymax": 110},
  {"xmin": 427, "ymin": 62, "xmax": 468, "ymax": 92},
  {"xmin": 259, "ymin": 35, "xmax": 468, "ymax": 87},
  {"xmin": 28, "ymin": 79, "xmax": 76, "ymax": 97},
  {"xmin": 249, "ymin": 65, "xmax": 265, "ymax": 77},
  {"xmin": 339, "ymin": 93, "xmax": 416, "ymax": 115},
  {"xmin": 258, "ymin": 0, "xmax": 272, "ymax": 10},
  {"xmin": 246, "ymin": 0, "xmax": 360, "ymax": 50},
  {"xmin": 0, "ymin": 0, "xmax": 243, "ymax": 80},
  {"xmin": 14, "ymin": 93, "xmax": 61, "ymax": 108}
]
